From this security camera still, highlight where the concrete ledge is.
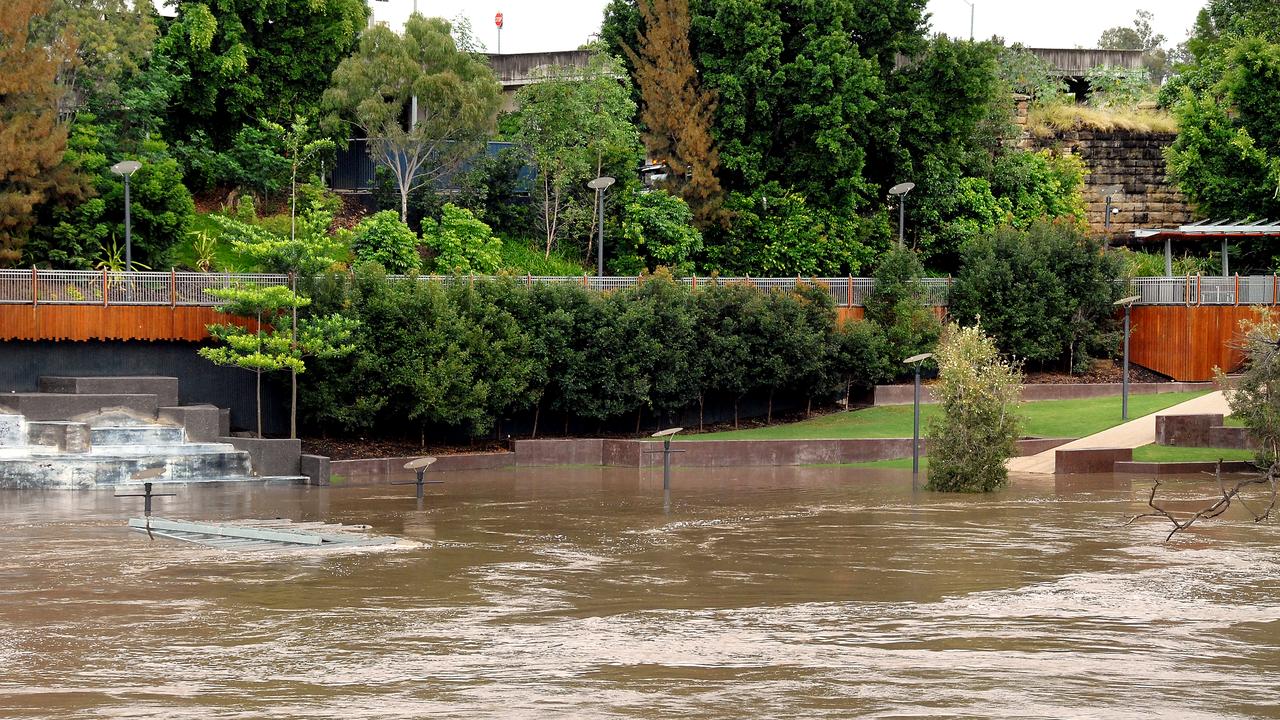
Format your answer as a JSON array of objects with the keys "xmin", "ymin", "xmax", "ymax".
[
  {"xmin": 1056, "ymin": 447, "xmax": 1134, "ymax": 474},
  {"xmin": 39, "ymin": 376, "xmax": 179, "ymax": 408},
  {"xmin": 874, "ymin": 381, "xmax": 1214, "ymax": 406},
  {"xmin": 221, "ymin": 436, "xmax": 301, "ymax": 476},
  {"xmin": 6, "ymin": 393, "xmax": 158, "ymax": 421},
  {"xmin": 330, "ymin": 452, "xmax": 515, "ymax": 478},
  {"xmin": 218, "ymin": 408, "xmax": 231, "ymax": 436},
  {"xmin": 158, "ymin": 405, "xmax": 221, "ymax": 442},
  {"xmin": 517, "ymin": 436, "xmax": 1072, "ymax": 468},
  {"xmin": 1156, "ymin": 414, "xmax": 1223, "ymax": 447},
  {"xmin": 300, "ymin": 454, "xmax": 331, "ymax": 486},
  {"xmin": 1115, "ymin": 460, "xmax": 1257, "ymax": 475}
]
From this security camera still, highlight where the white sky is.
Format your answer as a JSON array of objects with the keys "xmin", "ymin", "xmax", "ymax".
[{"xmin": 391, "ymin": 0, "xmax": 1206, "ymax": 55}]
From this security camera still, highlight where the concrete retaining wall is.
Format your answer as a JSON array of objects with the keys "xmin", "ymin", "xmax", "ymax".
[
  {"xmin": 330, "ymin": 452, "xmax": 515, "ymax": 478},
  {"xmin": 223, "ymin": 436, "xmax": 301, "ymax": 476},
  {"xmin": 1155, "ymin": 414, "xmax": 1252, "ymax": 450},
  {"xmin": 1115, "ymin": 460, "xmax": 1256, "ymax": 475},
  {"xmin": 874, "ymin": 381, "xmax": 1213, "ymax": 406},
  {"xmin": 1057, "ymin": 447, "xmax": 1134, "ymax": 474}
]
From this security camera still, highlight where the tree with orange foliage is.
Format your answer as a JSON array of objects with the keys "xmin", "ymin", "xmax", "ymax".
[
  {"xmin": 0, "ymin": 0, "xmax": 83, "ymax": 265},
  {"xmin": 624, "ymin": 0, "xmax": 726, "ymax": 230}
]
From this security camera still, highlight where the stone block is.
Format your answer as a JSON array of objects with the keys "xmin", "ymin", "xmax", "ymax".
[
  {"xmin": 25, "ymin": 421, "xmax": 91, "ymax": 452},
  {"xmin": 218, "ymin": 408, "xmax": 231, "ymax": 436},
  {"xmin": 300, "ymin": 454, "xmax": 330, "ymax": 486},
  {"xmin": 1056, "ymin": 447, "xmax": 1133, "ymax": 474},
  {"xmin": 158, "ymin": 405, "xmax": 222, "ymax": 443},
  {"xmin": 39, "ymin": 376, "xmax": 179, "ymax": 408},
  {"xmin": 1155, "ymin": 414, "xmax": 1223, "ymax": 447},
  {"xmin": 221, "ymin": 436, "xmax": 301, "ymax": 476}
]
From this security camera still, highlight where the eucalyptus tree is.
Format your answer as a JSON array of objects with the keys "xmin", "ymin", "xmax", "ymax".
[{"xmin": 324, "ymin": 14, "xmax": 502, "ymax": 223}]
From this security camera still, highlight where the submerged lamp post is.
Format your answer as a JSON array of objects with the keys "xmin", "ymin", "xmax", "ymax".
[
  {"xmin": 115, "ymin": 467, "xmax": 175, "ymax": 540},
  {"xmin": 646, "ymin": 427, "xmax": 685, "ymax": 491},
  {"xmin": 110, "ymin": 160, "xmax": 142, "ymax": 271},
  {"xmin": 1114, "ymin": 295, "xmax": 1141, "ymax": 420},
  {"xmin": 394, "ymin": 457, "xmax": 443, "ymax": 505},
  {"xmin": 588, "ymin": 176, "xmax": 616, "ymax": 277},
  {"xmin": 889, "ymin": 182, "xmax": 915, "ymax": 248},
  {"xmin": 904, "ymin": 353, "xmax": 934, "ymax": 490}
]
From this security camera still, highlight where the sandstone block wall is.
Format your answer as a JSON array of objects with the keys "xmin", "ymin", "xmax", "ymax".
[{"xmin": 1025, "ymin": 130, "xmax": 1194, "ymax": 237}]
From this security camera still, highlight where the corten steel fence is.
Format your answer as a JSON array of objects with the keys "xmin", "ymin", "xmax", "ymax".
[{"xmin": 7, "ymin": 269, "xmax": 1280, "ymax": 308}]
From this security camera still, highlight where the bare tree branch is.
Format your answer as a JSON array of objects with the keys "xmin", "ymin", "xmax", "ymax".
[{"xmin": 1125, "ymin": 461, "xmax": 1278, "ymax": 541}]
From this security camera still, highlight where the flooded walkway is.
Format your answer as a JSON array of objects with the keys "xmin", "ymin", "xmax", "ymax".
[{"xmin": 2, "ymin": 466, "xmax": 1279, "ymax": 719}]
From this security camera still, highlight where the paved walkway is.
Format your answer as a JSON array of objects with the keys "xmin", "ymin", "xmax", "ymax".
[{"xmin": 1007, "ymin": 391, "xmax": 1231, "ymax": 475}]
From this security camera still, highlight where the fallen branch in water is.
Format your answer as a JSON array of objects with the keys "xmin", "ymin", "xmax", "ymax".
[{"xmin": 1124, "ymin": 461, "xmax": 1278, "ymax": 541}]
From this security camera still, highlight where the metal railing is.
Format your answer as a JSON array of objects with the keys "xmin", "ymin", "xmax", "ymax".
[{"xmin": 9, "ymin": 268, "xmax": 1280, "ymax": 308}]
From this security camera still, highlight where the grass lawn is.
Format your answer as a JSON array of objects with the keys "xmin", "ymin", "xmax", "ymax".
[
  {"xmin": 1131, "ymin": 444, "xmax": 1257, "ymax": 463},
  {"xmin": 499, "ymin": 236, "xmax": 588, "ymax": 276},
  {"xmin": 691, "ymin": 391, "xmax": 1209, "ymax": 442}
]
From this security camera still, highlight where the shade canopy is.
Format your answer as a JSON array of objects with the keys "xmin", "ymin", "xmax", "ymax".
[{"xmin": 1128, "ymin": 220, "xmax": 1280, "ymax": 277}]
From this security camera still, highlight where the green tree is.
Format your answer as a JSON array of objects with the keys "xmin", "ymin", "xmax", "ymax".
[
  {"xmin": 948, "ymin": 222, "xmax": 1123, "ymax": 372},
  {"xmin": 926, "ymin": 322, "xmax": 1022, "ymax": 493},
  {"xmin": 160, "ymin": 0, "xmax": 368, "ymax": 147},
  {"xmin": 421, "ymin": 203, "xmax": 502, "ymax": 274},
  {"xmin": 694, "ymin": 281, "xmax": 756, "ymax": 428},
  {"xmin": 612, "ymin": 189, "xmax": 702, "ymax": 275},
  {"xmin": 863, "ymin": 246, "xmax": 941, "ymax": 378},
  {"xmin": 350, "ymin": 210, "xmax": 421, "ymax": 275},
  {"xmin": 1098, "ymin": 10, "xmax": 1169, "ymax": 82},
  {"xmin": 324, "ymin": 14, "xmax": 502, "ymax": 223},
  {"xmin": 514, "ymin": 50, "xmax": 639, "ymax": 258},
  {"xmin": 212, "ymin": 201, "xmax": 347, "ymax": 437}
]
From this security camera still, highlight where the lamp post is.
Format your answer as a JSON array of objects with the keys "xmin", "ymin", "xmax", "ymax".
[
  {"xmin": 110, "ymin": 160, "xmax": 142, "ymax": 271},
  {"xmin": 903, "ymin": 352, "xmax": 934, "ymax": 490},
  {"xmin": 889, "ymin": 182, "xmax": 915, "ymax": 248},
  {"xmin": 1114, "ymin": 295, "xmax": 1141, "ymax": 420},
  {"xmin": 1102, "ymin": 185, "xmax": 1121, "ymax": 233},
  {"xmin": 648, "ymin": 427, "xmax": 685, "ymax": 491},
  {"xmin": 960, "ymin": 0, "xmax": 974, "ymax": 40},
  {"xmin": 587, "ymin": 176, "xmax": 615, "ymax": 277}
]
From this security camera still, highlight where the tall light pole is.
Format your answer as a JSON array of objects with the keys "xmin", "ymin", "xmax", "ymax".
[
  {"xmin": 587, "ymin": 176, "xmax": 615, "ymax": 277},
  {"xmin": 904, "ymin": 352, "xmax": 934, "ymax": 491},
  {"xmin": 1114, "ymin": 295, "xmax": 1140, "ymax": 420},
  {"xmin": 889, "ymin": 182, "xmax": 915, "ymax": 249},
  {"xmin": 960, "ymin": 0, "xmax": 974, "ymax": 40},
  {"xmin": 110, "ymin": 160, "xmax": 142, "ymax": 271}
]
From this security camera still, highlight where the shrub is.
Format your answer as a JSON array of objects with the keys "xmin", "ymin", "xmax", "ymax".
[
  {"xmin": 926, "ymin": 322, "xmax": 1023, "ymax": 493},
  {"xmin": 421, "ymin": 204, "xmax": 502, "ymax": 274},
  {"xmin": 351, "ymin": 210, "xmax": 420, "ymax": 274},
  {"xmin": 611, "ymin": 189, "xmax": 702, "ymax": 275}
]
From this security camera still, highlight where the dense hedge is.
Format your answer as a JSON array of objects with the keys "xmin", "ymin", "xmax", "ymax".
[{"xmin": 300, "ymin": 266, "xmax": 893, "ymax": 439}]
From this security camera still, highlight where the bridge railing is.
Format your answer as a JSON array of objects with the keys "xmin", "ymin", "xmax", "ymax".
[{"xmin": 5, "ymin": 269, "xmax": 1279, "ymax": 308}]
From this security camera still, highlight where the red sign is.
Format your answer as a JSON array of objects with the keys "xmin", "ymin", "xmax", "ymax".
[{"xmin": 495, "ymin": 12, "xmax": 504, "ymax": 29}]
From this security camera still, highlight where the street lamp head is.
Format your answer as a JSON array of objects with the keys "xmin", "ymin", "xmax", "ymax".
[
  {"xmin": 903, "ymin": 352, "xmax": 934, "ymax": 365},
  {"xmin": 652, "ymin": 427, "xmax": 684, "ymax": 438},
  {"xmin": 403, "ymin": 457, "xmax": 437, "ymax": 470},
  {"xmin": 889, "ymin": 182, "xmax": 915, "ymax": 197},
  {"xmin": 587, "ymin": 176, "xmax": 616, "ymax": 191},
  {"xmin": 110, "ymin": 160, "xmax": 142, "ymax": 177},
  {"xmin": 1113, "ymin": 295, "xmax": 1141, "ymax": 307}
]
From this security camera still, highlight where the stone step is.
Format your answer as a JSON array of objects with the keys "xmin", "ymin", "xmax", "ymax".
[
  {"xmin": 0, "ymin": 450, "xmax": 253, "ymax": 489},
  {"xmin": 39, "ymin": 376, "xmax": 179, "ymax": 408},
  {"xmin": 158, "ymin": 405, "xmax": 221, "ymax": 443},
  {"xmin": 90, "ymin": 425, "xmax": 185, "ymax": 446},
  {"xmin": 2, "ymin": 394, "xmax": 159, "ymax": 422},
  {"xmin": 27, "ymin": 421, "xmax": 91, "ymax": 453}
]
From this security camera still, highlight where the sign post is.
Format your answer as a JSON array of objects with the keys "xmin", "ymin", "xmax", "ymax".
[{"xmin": 495, "ymin": 12, "xmax": 503, "ymax": 55}]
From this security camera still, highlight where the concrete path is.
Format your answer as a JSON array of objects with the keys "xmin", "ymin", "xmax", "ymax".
[{"xmin": 1007, "ymin": 391, "xmax": 1231, "ymax": 475}]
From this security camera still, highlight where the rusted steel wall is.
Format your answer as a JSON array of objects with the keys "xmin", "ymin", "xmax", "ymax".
[
  {"xmin": 1129, "ymin": 305, "xmax": 1274, "ymax": 381},
  {"xmin": 0, "ymin": 305, "xmax": 253, "ymax": 342}
]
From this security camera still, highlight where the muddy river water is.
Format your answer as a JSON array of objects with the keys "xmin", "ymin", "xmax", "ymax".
[{"xmin": 2, "ymin": 466, "xmax": 1279, "ymax": 719}]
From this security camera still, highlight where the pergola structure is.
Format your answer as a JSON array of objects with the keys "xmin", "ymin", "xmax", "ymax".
[{"xmin": 1132, "ymin": 219, "xmax": 1280, "ymax": 276}]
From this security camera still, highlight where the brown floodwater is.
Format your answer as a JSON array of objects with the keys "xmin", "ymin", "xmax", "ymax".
[{"xmin": 2, "ymin": 466, "xmax": 1279, "ymax": 719}]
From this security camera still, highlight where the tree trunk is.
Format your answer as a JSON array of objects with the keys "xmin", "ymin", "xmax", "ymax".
[
  {"xmin": 698, "ymin": 394, "xmax": 704, "ymax": 432},
  {"xmin": 400, "ymin": 184, "xmax": 410, "ymax": 224},
  {"xmin": 807, "ymin": 396, "xmax": 812, "ymax": 417},
  {"xmin": 734, "ymin": 397, "xmax": 739, "ymax": 429},
  {"xmin": 635, "ymin": 407, "xmax": 642, "ymax": 434},
  {"xmin": 255, "ymin": 367, "xmax": 263, "ymax": 439},
  {"xmin": 543, "ymin": 174, "xmax": 553, "ymax": 258},
  {"xmin": 290, "ymin": 273, "xmax": 298, "ymax": 439},
  {"xmin": 768, "ymin": 389, "xmax": 774, "ymax": 424},
  {"xmin": 290, "ymin": 166, "xmax": 298, "ymax": 242},
  {"xmin": 532, "ymin": 400, "xmax": 541, "ymax": 439}
]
